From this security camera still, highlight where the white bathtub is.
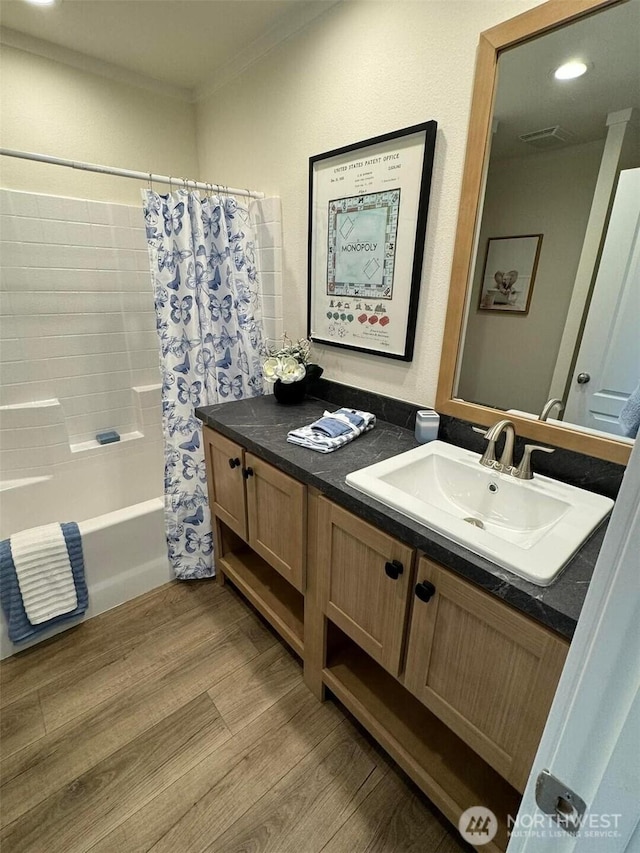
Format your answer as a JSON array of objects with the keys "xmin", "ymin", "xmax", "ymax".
[{"xmin": 0, "ymin": 496, "xmax": 172, "ymax": 659}]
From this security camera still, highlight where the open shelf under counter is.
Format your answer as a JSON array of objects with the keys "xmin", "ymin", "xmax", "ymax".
[
  {"xmin": 323, "ymin": 639, "xmax": 521, "ymax": 853},
  {"xmin": 218, "ymin": 546, "xmax": 304, "ymax": 658}
]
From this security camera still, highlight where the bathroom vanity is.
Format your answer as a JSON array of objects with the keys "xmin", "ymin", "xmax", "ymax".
[
  {"xmin": 196, "ymin": 1, "xmax": 635, "ymax": 845},
  {"xmin": 197, "ymin": 392, "xmax": 613, "ymax": 851}
]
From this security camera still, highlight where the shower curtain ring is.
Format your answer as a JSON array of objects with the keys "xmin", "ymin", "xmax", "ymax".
[
  {"xmin": 148, "ymin": 172, "xmax": 153, "ymax": 191},
  {"xmin": 169, "ymin": 176, "xmax": 174, "ymax": 193}
]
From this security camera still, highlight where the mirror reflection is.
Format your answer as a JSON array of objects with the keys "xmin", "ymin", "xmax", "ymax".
[{"xmin": 455, "ymin": 0, "xmax": 639, "ymax": 443}]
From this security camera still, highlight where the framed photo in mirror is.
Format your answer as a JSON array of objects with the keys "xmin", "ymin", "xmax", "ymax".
[{"xmin": 478, "ymin": 234, "xmax": 543, "ymax": 314}]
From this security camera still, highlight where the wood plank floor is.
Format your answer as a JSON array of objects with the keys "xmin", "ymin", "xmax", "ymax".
[{"xmin": 0, "ymin": 579, "xmax": 471, "ymax": 853}]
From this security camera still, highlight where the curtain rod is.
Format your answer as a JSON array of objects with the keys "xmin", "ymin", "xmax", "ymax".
[{"xmin": 0, "ymin": 148, "xmax": 264, "ymax": 200}]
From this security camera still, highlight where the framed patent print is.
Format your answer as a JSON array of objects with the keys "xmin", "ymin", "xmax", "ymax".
[{"xmin": 308, "ymin": 121, "xmax": 437, "ymax": 361}]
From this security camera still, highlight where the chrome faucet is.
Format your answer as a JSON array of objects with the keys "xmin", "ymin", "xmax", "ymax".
[
  {"xmin": 539, "ymin": 398, "xmax": 564, "ymax": 421},
  {"xmin": 474, "ymin": 419, "xmax": 516, "ymax": 473},
  {"xmin": 474, "ymin": 419, "xmax": 555, "ymax": 479}
]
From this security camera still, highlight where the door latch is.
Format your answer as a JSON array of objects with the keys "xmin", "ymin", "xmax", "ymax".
[{"xmin": 535, "ymin": 770, "xmax": 587, "ymax": 836}]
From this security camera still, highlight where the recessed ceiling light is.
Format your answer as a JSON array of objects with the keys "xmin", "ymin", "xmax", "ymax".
[
  {"xmin": 554, "ymin": 61, "xmax": 588, "ymax": 80},
  {"xmin": 24, "ymin": 0, "xmax": 57, "ymax": 5}
]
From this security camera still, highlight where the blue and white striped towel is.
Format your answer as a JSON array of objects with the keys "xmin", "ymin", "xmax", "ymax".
[
  {"xmin": 287, "ymin": 408, "xmax": 376, "ymax": 453},
  {"xmin": 0, "ymin": 523, "xmax": 88, "ymax": 644},
  {"xmin": 12, "ymin": 523, "xmax": 78, "ymax": 624}
]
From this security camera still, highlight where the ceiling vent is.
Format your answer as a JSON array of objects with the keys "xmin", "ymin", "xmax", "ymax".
[{"xmin": 519, "ymin": 126, "xmax": 574, "ymax": 148}]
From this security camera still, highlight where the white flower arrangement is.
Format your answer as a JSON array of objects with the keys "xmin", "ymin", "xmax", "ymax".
[{"xmin": 262, "ymin": 334, "xmax": 311, "ymax": 385}]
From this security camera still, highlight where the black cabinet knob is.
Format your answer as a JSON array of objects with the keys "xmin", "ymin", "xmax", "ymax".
[
  {"xmin": 242, "ymin": 466, "xmax": 254, "ymax": 479},
  {"xmin": 415, "ymin": 581, "xmax": 436, "ymax": 602},
  {"xmin": 228, "ymin": 457, "xmax": 241, "ymax": 469},
  {"xmin": 384, "ymin": 560, "xmax": 404, "ymax": 580}
]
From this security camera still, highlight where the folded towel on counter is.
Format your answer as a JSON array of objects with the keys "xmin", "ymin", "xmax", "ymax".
[
  {"xmin": 0, "ymin": 523, "xmax": 88, "ymax": 644},
  {"xmin": 620, "ymin": 383, "xmax": 640, "ymax": 439},
  {"xmin": 287, "ymin": 407, "xmax": 376, "ymax": 453}
]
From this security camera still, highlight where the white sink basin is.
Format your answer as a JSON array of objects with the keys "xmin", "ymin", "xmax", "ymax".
[{"xmin": 345, "ymin": 440, "xmax": 613, "ymax": 586}]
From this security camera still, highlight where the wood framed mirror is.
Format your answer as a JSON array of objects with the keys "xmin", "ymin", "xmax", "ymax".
[{"xmin": 436, "ymin": 0, "xmax": 638, "ymax": 465}]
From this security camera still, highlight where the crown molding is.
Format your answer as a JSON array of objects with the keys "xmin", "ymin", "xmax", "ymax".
[
  {"xmin": 1, "ymin": 1, "xmax": 342, "ymax": 105},
  {"xmin": 0, "ymin": 27, "xmax": 194, "ymax": 103}
]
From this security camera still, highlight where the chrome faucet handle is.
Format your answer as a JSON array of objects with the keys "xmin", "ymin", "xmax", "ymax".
[
  {"xmin": 514, "ymin": 444, "xmax": 555, "ymax": 480},
  {"xmin": 473, "ymin": 425, "xmax": 499, "ymax": 468}
]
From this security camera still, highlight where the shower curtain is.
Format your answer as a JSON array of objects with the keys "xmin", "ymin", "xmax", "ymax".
[{"xmin": 143, "ymin": 189, "xmax": 264, "ymax": 579}]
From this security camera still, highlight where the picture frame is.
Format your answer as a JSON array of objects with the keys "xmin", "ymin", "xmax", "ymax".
[
  {"xmin": 307, "ymin": 121, "xmax": 437, "ymax": 361},
  {"xmin": 477, "ymin": 234, "xmax": 543, "ymax": 314}
]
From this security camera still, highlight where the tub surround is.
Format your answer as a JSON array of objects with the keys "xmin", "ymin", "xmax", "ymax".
[
  {"xmin": 197, "ymin": 383, "xmax": 618, "ymax": 640},
  {"xmin": 0, "ymin": 497, "xmax": 171, "ymax": 659}
]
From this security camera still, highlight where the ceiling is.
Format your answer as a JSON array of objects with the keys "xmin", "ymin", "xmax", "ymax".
[
  {"xmin": 0, "ymin": 0, "xmax": 340, "ymax": 99},
  {"xmin": 491, "ymin": 0, "xmax": 640, "ymax": 160},
  {"xmin": 0, "ymin": 0, "xmax": 638, "ymax": 124}
]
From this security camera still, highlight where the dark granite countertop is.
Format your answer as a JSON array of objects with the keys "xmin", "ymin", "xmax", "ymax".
[{"xmin": 197, "ymin": 394, "xmax": 607, "ymax": 641}]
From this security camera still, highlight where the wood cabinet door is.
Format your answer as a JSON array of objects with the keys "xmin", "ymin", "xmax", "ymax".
[
  {"xmin": 317, "ymin": 497, "xmax": 414, "ymax": 677},
  {"xmin": 204, "ymin": 428, "xmax": 247, "ymax": 540},
  {"xmin": 404, "ymin": 557, "xmax": 569, "ymax": 791},
  {"xmin": 245, "ymin": 452, "xmax": 306, "ymax": 592}
]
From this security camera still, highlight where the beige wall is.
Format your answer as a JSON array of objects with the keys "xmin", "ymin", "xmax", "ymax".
[
  {"xmin": 0, "ymin": 45, "xmax": 199, "ymax": 205},
  {"xmin": 458, "ymin": 140, "xmax": 604, "ymax": 413},
  {"xmin": 196, "ymin": 0, "xmax": 543, "ymax": 407},
  {"xmin": 1, "ymin": 1, "xmax": 547, "ymax": 408}
]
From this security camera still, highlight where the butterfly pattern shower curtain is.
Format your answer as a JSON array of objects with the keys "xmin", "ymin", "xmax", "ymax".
[{"xmin": 143, "ymin": 190, "xmax": 264, "ymax": 579}]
